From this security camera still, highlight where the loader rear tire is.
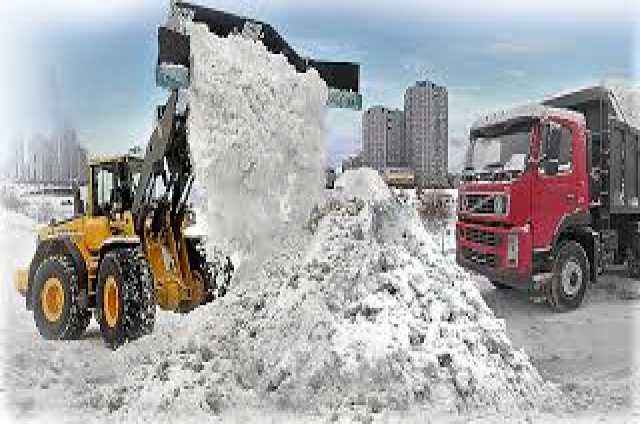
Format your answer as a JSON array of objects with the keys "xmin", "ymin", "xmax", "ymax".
[
  {"xmin": 96, "ymin": 247, "xmax": 155, "ymax": 349},
  {"xmin": 547, "ymin": 241, "xmax": 589, "ymax": 312},
  {"xmin": 32, "ymin": 256, "xmax": 91, "ymax": 340}
]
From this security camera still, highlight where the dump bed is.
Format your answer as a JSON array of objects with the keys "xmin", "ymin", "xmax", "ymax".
[{"xmin": 543, "ymin": 86, "xmax": 640, "ymax": 214}]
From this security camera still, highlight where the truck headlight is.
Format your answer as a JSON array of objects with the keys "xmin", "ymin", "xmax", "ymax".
[
  {"xmin": 494, "ymin": 195, "xmax": 508, "ymax": 215},
  {"xmin": 507, "ymin": 232, "xmax": 519, "ymax": 267}
]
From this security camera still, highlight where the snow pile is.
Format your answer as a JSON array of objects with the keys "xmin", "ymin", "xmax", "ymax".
[
  {"xmin": 186, "ymin": 22, "xmax": 328, "ymax": 276},
  {"xmin": 334, "ymin": 167, "xmax": 392, "ymax": 203},
  {"xmin": 95, "ymin": 170, "xmax": 555, "ymax": 421}
]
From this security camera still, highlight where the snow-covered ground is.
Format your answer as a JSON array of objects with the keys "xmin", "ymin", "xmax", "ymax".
[
  {"xmin": 1, "ymin": 173, "xmax": 640, "ymax": 422},
  {"xmin": 2, "ymin": 16, "xmax": 639, "ymax": 424},
  {"xmin": 0, "ymin": 183, "xmax": 76, "ymax": 223}
]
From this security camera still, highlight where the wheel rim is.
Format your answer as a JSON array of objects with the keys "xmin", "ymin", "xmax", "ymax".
[
  {"xmin": 104, "ymin": 276, "xmax": 119, "ymax": 328},
  {"xmin": 561, "ymin": 259, "xmax": 583, "ymax": 297},
  {"xmin": 41, "ymin": 277, "xmax": 65, "ymax": 322}
]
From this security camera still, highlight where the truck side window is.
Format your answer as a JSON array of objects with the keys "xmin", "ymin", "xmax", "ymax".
[
  {"xmin": 539, "ymin": 123, "xmax": 573, "ymax": 174},
  {"xmin": 557, "ymin": 126, "xmax": 573, "ymax": 172}
]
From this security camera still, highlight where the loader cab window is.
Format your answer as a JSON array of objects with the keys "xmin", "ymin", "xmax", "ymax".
[
  {"xmin": 93, "ymin": 165, "xmax": 116, "ymax": 216},
  {"xmin": 91, "ymin": 160, "xmax": 139, "ymax": 216}
]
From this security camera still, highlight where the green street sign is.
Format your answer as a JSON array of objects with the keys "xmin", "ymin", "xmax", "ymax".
[{"xmin": 327, "ymin": 89, "xmax": 362, "ymax": 111}]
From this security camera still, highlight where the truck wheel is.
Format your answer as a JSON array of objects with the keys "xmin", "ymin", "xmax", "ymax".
[
  {"xmin": 547, "ymin": 241, "xmax": 589, "ymax": 312},
  {"xmin": 96, "ymin": 247, "xmax": 156, "ymax": 349},
  {"xmin": 32, "ymin": 256, "xmax": 91, "ymax": 340},
  {"xmin": 490, "ymin": 281, "xmax": 512, "ymax": 290}
]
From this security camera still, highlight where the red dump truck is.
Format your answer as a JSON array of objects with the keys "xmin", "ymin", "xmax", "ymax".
[{"xmin": 456, "ymin": 86, "xmax": 640, "ymax": 311}]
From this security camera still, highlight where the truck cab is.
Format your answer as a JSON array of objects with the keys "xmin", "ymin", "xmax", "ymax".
[{"xmin": 457, "ymin": 87, "xmax": 640, "ymax": 311}]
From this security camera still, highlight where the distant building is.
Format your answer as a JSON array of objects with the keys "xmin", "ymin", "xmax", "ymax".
[
  {"xmin": 362, "ymin": 106, "xmax": 406, "ymax": 171},
  {"xmin": 13, "ymin": 126, "xmax": 88, "ymax": 184},
  {"xmin": 405, "ymin": 80, "xmax": 448, "ymax": 188},
  {"xmin": 386, "ymin": 110, "xmax": 407, "ymax": 167},
  {"xmin": 341, "ymin": 151, "xmax": 365, "ymax": 172}
]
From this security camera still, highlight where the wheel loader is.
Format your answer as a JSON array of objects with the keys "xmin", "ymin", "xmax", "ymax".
[{"xmin": 13, "ymin": 2, "xmax": 361, "ymax": 348}]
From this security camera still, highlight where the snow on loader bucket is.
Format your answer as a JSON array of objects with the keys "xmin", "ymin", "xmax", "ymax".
[{"xmin": 157, "ymin": 1, "xmax": 362, "ymax": 110}]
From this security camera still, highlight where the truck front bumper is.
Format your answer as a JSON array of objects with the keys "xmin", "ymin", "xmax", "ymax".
[{"xmin": 456, "ymin": 221, "xmax": 533, "ymax": 290}]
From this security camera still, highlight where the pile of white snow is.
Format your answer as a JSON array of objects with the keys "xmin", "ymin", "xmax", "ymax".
[
  {"xmin": 49, "ymin": 21, "xmax": 557, "ymax": 422},
  {"xmin": 186, "ymin": 21, "xmax": 328, "ymax": 277},
  {"xmin": 89, "ymin": 170, "xmax": 556, "ymax": 422}
]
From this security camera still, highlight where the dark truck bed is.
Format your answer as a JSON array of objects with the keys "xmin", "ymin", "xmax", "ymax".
[
  {"xmin": 544, "ymin": 86, "xmax": 640, "ymax": 214},
  {"xmin": 544, "ymin": 86, "xmax": 640, "ymax": 266}
]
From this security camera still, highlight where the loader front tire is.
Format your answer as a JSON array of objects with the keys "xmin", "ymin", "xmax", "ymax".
[
  {"xmin": 32, "ymin": 256, "xmax": 91, "ymax": 340},
  {"xmin": 97, "ymin": 247, "xmax": 155, "ymax": 349}
]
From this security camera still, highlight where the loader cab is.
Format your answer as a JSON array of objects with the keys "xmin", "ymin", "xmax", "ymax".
[{"xmin": 88, "ymin": 156, "xmax": 144, "ymax": 217}]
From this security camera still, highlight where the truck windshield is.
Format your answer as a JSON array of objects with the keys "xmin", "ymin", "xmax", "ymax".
[{"xmin": 467, "ymin": 124, "xmax": 532, "ymax": 172}]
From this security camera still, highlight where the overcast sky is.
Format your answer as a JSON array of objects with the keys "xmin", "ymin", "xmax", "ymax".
[{"xmin": 1, "ymin": 0, "xmax": 638, "ymax": 171}]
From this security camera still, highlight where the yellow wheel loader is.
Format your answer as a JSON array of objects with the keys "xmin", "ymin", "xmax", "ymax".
[
  {"xmin": 13, "ymin": 2, "xmax": 361, "ymax": 348},
  {"xmin": 15, "ymin": 92, "xmax": 233, "ymax": 348}
]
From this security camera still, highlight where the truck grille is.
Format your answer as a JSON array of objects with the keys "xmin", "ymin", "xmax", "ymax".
[
  {"xmin": 465, "ymin": 194, "xmax": 494, "ymax": 214},
  {"xmin": 463, "ymin": 228, "xmax": 501, "ymax": 247},
  {"xmin": 462, "ymin": 247, "xmax": 497, "ymax": 268}
]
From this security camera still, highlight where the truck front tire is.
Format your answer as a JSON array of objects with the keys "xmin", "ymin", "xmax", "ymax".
[{"xmin": 547, "ymin": 241, "xmax": 589, "ymax": 312}]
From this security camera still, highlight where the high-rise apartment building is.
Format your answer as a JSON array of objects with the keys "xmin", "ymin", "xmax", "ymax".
[
  {"xmin": 404, "ymin": 80, "xmax": 448, "ymax": 187},
  {"xmin": 362, "ymin": 106, "xmax": 406, "ymax": 171}
]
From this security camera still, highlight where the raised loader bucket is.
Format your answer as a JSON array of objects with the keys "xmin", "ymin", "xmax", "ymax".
[{"xmin": 157, "ymin": 2, "xmax": 362, "ymax": 110}]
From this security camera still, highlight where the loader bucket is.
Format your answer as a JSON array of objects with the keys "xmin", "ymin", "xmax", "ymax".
[{"xmin": 157, "ymin": 2, "xmax": 361, "ymax": 109}]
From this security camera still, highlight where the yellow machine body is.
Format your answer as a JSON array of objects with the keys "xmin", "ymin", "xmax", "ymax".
[{"xmin": 15, "ymin": 155, "xmax": 205, "ymax": 313}]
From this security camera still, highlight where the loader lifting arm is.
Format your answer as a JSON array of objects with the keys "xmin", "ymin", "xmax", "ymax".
[{"xmin": 131, "ymin": 90, "xmax": 193, "ymax": 235}]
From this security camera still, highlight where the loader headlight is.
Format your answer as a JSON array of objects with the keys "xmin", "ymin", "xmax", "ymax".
[
  {"xmin": 507, "ymin": 232, "xmax": 519, "ymax": 267},
  {"xmin": 494, "ymin": 195, "xmax": 508, "ymax": 215}
]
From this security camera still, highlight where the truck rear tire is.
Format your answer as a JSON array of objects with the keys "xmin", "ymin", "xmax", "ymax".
[
  {"xmin": 32, "ymin": 256, "xmax": 91, "ymax": 340},
  {"xmin": 547, "ymin": 241, "xmax": 589, "ymax": 312},
  {"xmin": 96, "ymin": 247, "xmax": 156, "ymax": 349}
]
